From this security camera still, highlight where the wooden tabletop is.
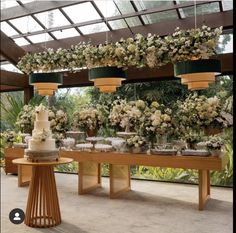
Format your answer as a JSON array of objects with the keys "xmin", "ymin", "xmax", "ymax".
[{"xmin": 12, "ymin": 157, "xmax": 73, "ymax": 166}]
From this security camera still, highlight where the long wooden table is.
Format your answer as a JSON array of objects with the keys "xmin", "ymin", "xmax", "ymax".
[{"xmin": 60, "ymin": 150, "xmax": 228, "ymax": 210}]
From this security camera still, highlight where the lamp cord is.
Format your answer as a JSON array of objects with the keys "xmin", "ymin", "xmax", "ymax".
[
  {"xmin": 194, "ymin": 0, "xmax": 197, "ymax": 29},
  {"xmin": 105, "ymin": 0, "xmax": 108, "ymax": 44}
]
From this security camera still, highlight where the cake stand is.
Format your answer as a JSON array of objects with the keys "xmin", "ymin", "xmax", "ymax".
[
  {"xmin": 66, "ymin": 131, "xmax": 85, "ymax": 143},
  {"xmin": 86, "ymin": 137, "xmax": 104, "ymax": 148},
  {"xmin": 116, "ymin": 132, "xmax": 137, "ymax": 139},
  {"xmin": 75, "ymin": 143, "xmax": 93, "ymax": 151}
]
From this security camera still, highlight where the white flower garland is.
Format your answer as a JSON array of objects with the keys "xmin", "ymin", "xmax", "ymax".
[{"xmin": 17, "ymin": 25, "xmax": 222, "ymax": 74}]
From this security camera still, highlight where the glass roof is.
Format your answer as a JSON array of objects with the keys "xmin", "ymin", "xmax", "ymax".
[
  {"xmin": 9, "ymin": 16, "xmax": 43, "ymax": 33},
  {"xmin": 62, "ymin": 2, "xmax": 101, "ymax": 24},
  {"xmin": 34, "ymin": 9, "xmax": 71, "ymax": 29},
  {"xmin": 0, "ymin": 0, "xmax": 233, "ymax": 48},
  {"xmin": 0, "ymin": 62, "xmax": 23, "ymax": 73},
  {"xmin": 1, "ymin": 21, "xmax": 18, "ymax": 36},
  {"xmin": 79, "ymin": 22, "xmax": 109, "ymax": 35}
]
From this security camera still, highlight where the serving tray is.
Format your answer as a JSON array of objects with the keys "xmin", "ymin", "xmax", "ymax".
[{"xmin": 181, "ymin": 150, "xmax": 210, "ymax": 157}]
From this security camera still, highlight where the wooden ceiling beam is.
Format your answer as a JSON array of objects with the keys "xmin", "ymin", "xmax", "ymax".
[
  {"xmin": 0, "ymin": 1, "xmax": 85, "ymax": 22},
  {"xmin": 0, "ymin": 53, "xmax": 232, "ymax": 91},
  {"xmin": 0, "ymin": 70, "xmax": 28, "ymax": 87},
  {"xmin": 0, "ymin": 31, "xmax": 26, "ymax": 65},
  {"xmin": 0, "ymin": 85, "xmax": 23, "ymax": 92},
  {"xmin": 60, "ymin": 53, "xmax": 233, "ymax": 88},
  {"xmin": 21, "ymin": 11, "xmax": 233, "ymax": 53}
]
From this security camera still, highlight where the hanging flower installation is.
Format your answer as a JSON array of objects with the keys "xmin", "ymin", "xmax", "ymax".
[{"xmin": 17, "ymin": 25, "xmax": 222, "ymax": 74}]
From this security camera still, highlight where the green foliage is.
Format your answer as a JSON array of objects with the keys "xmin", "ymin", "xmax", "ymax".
[
  {"xmin": 0, "ymin": 92, "xmax": 24, "ymax": 131},
  {"xmin": 54, "ymin": 162, "xmax": 78, "ymax": 173},
  {"xmin": 0, "ymin": 92, "xmax": 45, "ymax": 131},
  {"xmin": 210, "ymin": 143, "xmax": 233, "ymax": 186}
]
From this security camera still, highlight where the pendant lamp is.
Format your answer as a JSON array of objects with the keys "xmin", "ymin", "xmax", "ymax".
[
  {"xmin": 29, "ymin": 73, "xmax": 63, "ymax": 96},
  {"xmin": 89, "ymin": 66, "xmax": 127, "ymax": 93},
  {"xmin": 174, "ymin": 59, "xmax": 221, "ymax": 90}
]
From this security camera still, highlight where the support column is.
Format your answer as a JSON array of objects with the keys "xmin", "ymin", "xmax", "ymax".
[{"xmin": 24, "ymin": 86, "xmax": 34, "ymax": 104}]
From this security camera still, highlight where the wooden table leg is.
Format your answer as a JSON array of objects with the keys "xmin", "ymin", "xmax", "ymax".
[
  {"xmin": 109, "ymin": 164, "xmax": 131, "ymax": 198},
  {"xmin": 78, "ymin": 161, "xmax": 101, "ymax": 194},
  {"xmin": 24, "ymin": 165, "xmax": 61, "ymax": 227},
  {"xmin": 18, "ymin": 165, "xmax": 32, "ymax": 187},
  {"xmin": 198, "ymin": 170, "xmax": 211, "ymax": 210}
]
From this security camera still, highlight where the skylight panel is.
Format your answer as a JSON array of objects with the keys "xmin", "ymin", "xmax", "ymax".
[
  {"xmin": 0, "ymin": 22, "xmax": 19, "ymax": 36},
  {"xmin": 222, "ymin": 0, "xmax": 233, "ymax": 11},
  {"xmin": 142, "ymin": 10, "xmax": 178, "ymax": 24},
  {"xmin": 0, "ymin": 0, "xmax": 19, "ymax": 10},
  {"xmin": 125, "ymin": 17, "xmax": 142, "ymax": 27},
  {"xmin": 9, "ymin": 16, "xmax": 43, "ymax": 34},
  {"xmin": 78, "ymin": 22, "xmax": 109, "ymax": 35},
  {"xmin": 182, "ymin": 2, "xmax": 220, "ymax": 17},
  {"xmin": 63, "ymin": 2, "xmax": 101, "ymax": 24},
  {"xmin": 134, "ymin": 0, "xmax": 173, "ymax": 11},
  {"xmin": 52, "ymin": 28, "xmax": 79, "ymax": 39},
  {"xmin": 0, "ymin": 63, "xmax": 23, "ymax": 73},
  {"xmin": 109, "ymin": 19, "xmax": 127, "ymax": 30},
  {"xmin": 14, "ymin": 38, "xmax": 30, "ymax": 46},
  {"xmin": 114, "ymin": 0, "xmax": 135, "ymax": 14},
  {"xmin": 34, "ymin": 9, "xmax": 71, "ymax": 29},
  {"xmin": 94, "ymin": 0, "xmax": 120, "ymax": 17},
  {"xmin": 27, "ymin": 33, "xmax": 53, "ymax": 43}
]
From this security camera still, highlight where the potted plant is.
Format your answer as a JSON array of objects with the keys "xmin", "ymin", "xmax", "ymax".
[{"xmin": 205, "ymin": 135, "xmax": 225, "ymax": 157}]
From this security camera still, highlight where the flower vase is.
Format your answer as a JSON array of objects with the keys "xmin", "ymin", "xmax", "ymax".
[
  {"xmin": 132, "ymin": 147, "xmax": 141, "ymax": 154},
  {"xmin": 157, "ymin": 134, "xmax": 167, "ymax": 145},
  {"xmin": 125, "ymin": 124, "xmax": 130, "ymax": 133},
  {"xmin": 204, "ymin": 127, "xmax": 221, "ymax": 136},
  {"xmin": 86, "ymin": 129, "xmax": 97, "ymax": 137},
  {"xmin": 210, "ymin": 149, "xmax": 223, "ymax": 157},
  {"xmin": 187, "ymin": 142, "xmax": 197, "ymax": 150}
]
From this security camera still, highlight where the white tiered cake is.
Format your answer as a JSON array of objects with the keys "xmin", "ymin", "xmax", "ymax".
[{"xmin": 25, "ymin": 104, "xmax": 59, "ymax": 161}]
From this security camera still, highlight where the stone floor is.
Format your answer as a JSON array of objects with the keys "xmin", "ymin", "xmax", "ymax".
[{"xmin": 1, "ymin": 168, "xmax": 233, "ymax": 233}]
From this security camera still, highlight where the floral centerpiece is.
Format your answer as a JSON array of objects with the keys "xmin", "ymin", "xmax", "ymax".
[
  {"xmin": 1, "ymin": 130, "xmax": 16, "ymax": 147},
  {"xmin": 109, "ymin": 99, "xmax": 142, "ymax": 132},
  {"xmin": 126, "ymin": 135, "xmax": 147, "ymax": 153},
  {"xmin": 73, "ymin": 107, "xmax": 104, "ymax": 136},
  {"xmin": 50, "ymin": 110, "xmax": 69, "ymax": 137},
  {"xmin": 205, "ymin": 135, "xmax": 225, "ymax": 156},
  {"xmin": 141, "ymin": 102, "xmax": 173, "ymax": 147},
  {"xmin": 176, "ymin": 93, "xmax": 222, "ymax": 133},
  {"xmin": 16, "ymin": 104, "xmax": 35, "ymax": 134},
  {"xmin": 182, "ymin": 130, "xmax": 202, "ymax": 150}
]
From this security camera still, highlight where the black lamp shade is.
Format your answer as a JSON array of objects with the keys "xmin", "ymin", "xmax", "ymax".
[
  {"xmin": 29, "ymin": 72, "xmax": 63, "ymax": 85},
  {"xmin": 88, "ymin": 66, "xmax": 127, "ymax": 81},
  {"xmin": 174, "ymin": 59, "xmax": 221, "ymax": 78}
]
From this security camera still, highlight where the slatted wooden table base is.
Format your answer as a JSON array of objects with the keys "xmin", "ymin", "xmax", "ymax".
[{"xmin": 13, "ymin": 158, "xmax": 73, "ymax": 228}]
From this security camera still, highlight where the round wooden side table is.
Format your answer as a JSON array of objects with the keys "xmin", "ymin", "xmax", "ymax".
[{"xmin": 13, "ymin": 157, "xmax": 73, "ymax": 228}]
